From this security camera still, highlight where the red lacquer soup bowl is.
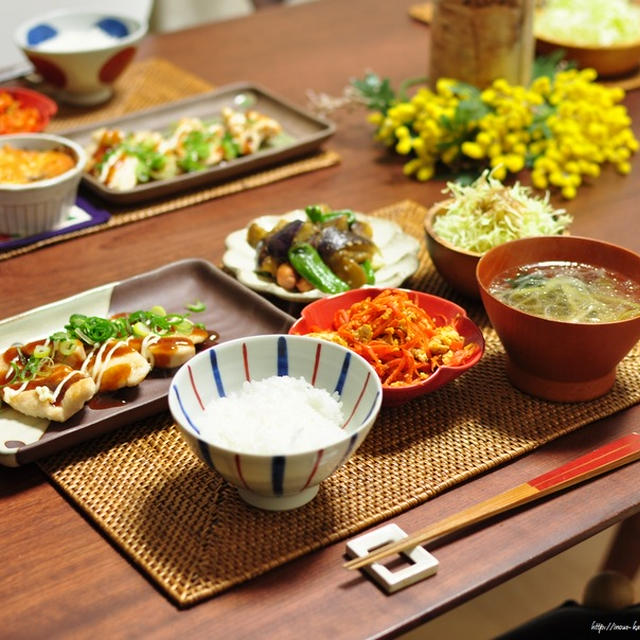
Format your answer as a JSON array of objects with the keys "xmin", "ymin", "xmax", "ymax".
[{"xmin": 477, "ymin": 235, "xmax": 640, "ymax": 402}]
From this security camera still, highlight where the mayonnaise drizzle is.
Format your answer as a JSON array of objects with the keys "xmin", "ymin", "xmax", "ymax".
[
  {"xmin": 3, "ymin": 380, "xmax": 28, "ymax": 399},
  {"xmin": 132, "ymin": 334, "xmax": 160, "ymax": 368},
  {"xmin": 51, "ymin": 369, "xmax": 81, "ymax": 403},
  {"xmin": 5, "ymin": 357, "xmax": 18, "ymax": 380},
  {"xmin": 82, "ymin": 340, "xmax": 129, "ymax": 390}
]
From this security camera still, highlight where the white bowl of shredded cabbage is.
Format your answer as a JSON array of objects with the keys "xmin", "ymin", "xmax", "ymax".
[
  {"xmin": 424, "ymin": 171, "xmax": 572, "ymax": 299},
  {"xmin": 534, "ymin": 0, "xmax": 640, "ymax": 77}
]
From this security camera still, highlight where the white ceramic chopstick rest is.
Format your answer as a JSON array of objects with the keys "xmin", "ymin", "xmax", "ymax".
[{"xmin": 345, "ymin": 523, "xmax": 439, "ymax": 593}]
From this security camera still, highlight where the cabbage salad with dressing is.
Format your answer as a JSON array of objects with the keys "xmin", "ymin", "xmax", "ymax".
[
  {"xmin": 535, "ymin": 0, "xmax": 640, "ymax": 47},
  {"xmin": 431, "ymin": 170, "xmax": 572, "ymax": 255}
]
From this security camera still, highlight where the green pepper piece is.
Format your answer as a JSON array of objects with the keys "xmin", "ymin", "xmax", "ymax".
[
  {"xmin": 304, "ymin": 204, "xmax": 327, "ymax": 223},
  {"xmin": 304, "ymin": 204, "xmax": 356, "ymax": 227},
  {"xmin": 361, "ymin": 259, "xmax": 376, "ymax": 285},
  {"xmin": 288, "ymin": 244, "xmax": 350, "ymax": 294}
]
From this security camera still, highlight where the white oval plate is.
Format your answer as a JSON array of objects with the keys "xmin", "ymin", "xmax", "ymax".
[{"xmin": 222, "ymin": 210, "xmax": 421, "ymax": 302}]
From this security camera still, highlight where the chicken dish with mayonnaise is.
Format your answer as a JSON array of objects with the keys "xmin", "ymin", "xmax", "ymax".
[
  {"xmin": 84, "ymin": 107, "xmax": 283, "ymax": 191},
  {"xmin": 0, "ymin": 304, "xmax": 216, "ymax": 422}
]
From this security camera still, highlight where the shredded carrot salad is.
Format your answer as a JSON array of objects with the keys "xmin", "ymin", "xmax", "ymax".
[
  {"xmin": 312, "ymin": 289, "xmax": 479, "ymax": 387},
  {"xmin": 0, "ymin": 92, "xmax": 43, "ymax": 134}
]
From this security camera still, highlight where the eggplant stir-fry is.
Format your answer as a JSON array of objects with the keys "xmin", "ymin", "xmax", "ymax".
[{"xmin": 247, "ymin": 205, "xmax": 379, "ymax": 293}]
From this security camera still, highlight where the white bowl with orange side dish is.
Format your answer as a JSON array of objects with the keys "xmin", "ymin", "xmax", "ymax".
[{"xmin": 0, "ymin": 133, "xmax": 87, "ymax": 236}]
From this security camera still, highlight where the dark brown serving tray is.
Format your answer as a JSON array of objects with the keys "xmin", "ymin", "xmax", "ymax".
[
  {"xmin": 60, "ymin": 82, "xmax": 335, "ymax": 205},
  {"xmin": 0, "ymin": 259, "xmax": 294, "ymax": 466}
]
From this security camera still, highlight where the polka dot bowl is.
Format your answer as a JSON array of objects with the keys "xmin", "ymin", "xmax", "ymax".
[{"xmin": 14, "ymin": 9, "xmax": 147, "ymax": 106}]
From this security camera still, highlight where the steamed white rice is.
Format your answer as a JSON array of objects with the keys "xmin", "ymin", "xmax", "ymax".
[{"xmin": 200, "ymin": 375, "xmax": 346, "ymax": 454}]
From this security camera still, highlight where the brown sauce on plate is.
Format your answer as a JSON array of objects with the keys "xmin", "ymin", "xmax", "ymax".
[
  {"xmin": 5, "ymin": 364, "xmax": 85, "ymax": 406},
  {"xmin": 199, "ymin": 330, "xmax": 220, "ymax": 351},
  {"xmin": 87, "ymin": 393, "xmax": 128, "ymax": 410}
]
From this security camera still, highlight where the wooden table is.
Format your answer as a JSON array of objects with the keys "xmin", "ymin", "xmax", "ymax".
[{"xmin": 2, "ymin": 1, "xmax": 639, "ymax": 637}]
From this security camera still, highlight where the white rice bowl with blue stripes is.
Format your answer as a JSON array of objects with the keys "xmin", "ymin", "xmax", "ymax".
[{"xmin": 169, "ymin": 334, "xmax": 383, "ymax": 511}]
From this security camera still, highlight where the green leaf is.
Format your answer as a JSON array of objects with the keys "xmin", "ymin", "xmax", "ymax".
[
  {"xmin": 450, "ymin": 81, "xmax": 482, "ymax": 99},
  {"xmin": 531, "ymin": 50, "xmax": 574, "ymax": 81},
  {"xmin": 98, "ymin": 139, "xmax": 167, "ymax": 183},
  {"xmin": 351, "ymin": 72, "xmax": 397, "ymax": 114},
  {"xmin": 439, "ymin": 113, "xmax": 452, "ymax": 128},
  {"xmin": 452, "ymin": 171, "xmax": 483, "ymax": 186},
  {"xmin": 454, "ymin": 96, "xmax": 490, "ymax": 125},
  {"xmin": 135, "ymin": 161, "xmax": 151, "ymax": 183}
]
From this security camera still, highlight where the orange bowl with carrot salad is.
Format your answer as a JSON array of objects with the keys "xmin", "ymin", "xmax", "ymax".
[
  {"xmin": 289, "ymin": 288, "xmax": 484, "ymax": 405},
  {"xmin": 0, "ymin": 88, "xmax": 57, "ymax": 134}
]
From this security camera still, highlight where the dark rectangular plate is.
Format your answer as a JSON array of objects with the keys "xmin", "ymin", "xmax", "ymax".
[
  {"xmin": 0, "ymin": 259, "xmax": 294, "ymax": 466},
  {"xmin": 60, "ymin": 82, "xmax": 335, "ymax": 205}
]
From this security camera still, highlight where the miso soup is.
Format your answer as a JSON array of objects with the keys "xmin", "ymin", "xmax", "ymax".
[{"xmin": 488, "ymin": 261, "xmax": 640, "ymax": 323}]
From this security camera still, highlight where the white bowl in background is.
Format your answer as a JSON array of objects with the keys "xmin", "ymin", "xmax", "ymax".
[
  {"xmin": 169, "ymin": 334, "xmax": 383, "ymax": 511},
  {"xmin": 0, "ymin": 133, "xmax": 87, "ymax": 236},
  {"xmin": 14, "ymin": 9, "xmax": 147, "ymax": 106}
]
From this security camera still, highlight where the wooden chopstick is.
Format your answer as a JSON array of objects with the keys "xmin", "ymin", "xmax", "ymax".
[{"xmin": 344, "ymin": 432, "xmax": 640, "ymax": 571}]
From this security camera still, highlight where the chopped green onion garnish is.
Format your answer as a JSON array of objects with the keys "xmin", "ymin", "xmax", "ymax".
[
  {"xmin": 38, "ymin": 302, "xmax": 207, "ymax": 351},
  {"xmin": 6, "ymin": 355, "xmax": 53, "ymax": 385},
  {"xmin": 58, "ymin": 340, "xmax": 78, "ymax": 356},
  {"xmin": 186, "ymin": 300, "xmax": 206, "ymax": 313},
  {"xmin": 33, "ymin": 345, "xmax": 51, "ymax": 358},
  {"xmin": 132, "ymin": 321, "xmax": 152, "ymax": 337},
  {"xmin": 174, "ymin": 319, "xmax": 194, "ymax": 334}
]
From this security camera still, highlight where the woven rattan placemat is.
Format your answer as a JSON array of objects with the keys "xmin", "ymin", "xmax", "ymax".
[
  {"xmin": 38, "ymin": 200, "xmax": 640, "ymax": 607},
  {"xmin": 46, "ymin": 58, "xmax": 213, "ymax": 132},
  {"xmin": 1, "ymin": 59, "xmax": 340, "ymax": 261}
]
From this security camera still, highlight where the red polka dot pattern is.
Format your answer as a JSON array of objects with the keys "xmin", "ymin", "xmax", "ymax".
[
  {"xmin": 100, "ymin": 47, "xmax": 136, "ymax": 83},
  {"xmin": 27, "ymin": 55, "xmax": 67, "ymax": 88}
]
